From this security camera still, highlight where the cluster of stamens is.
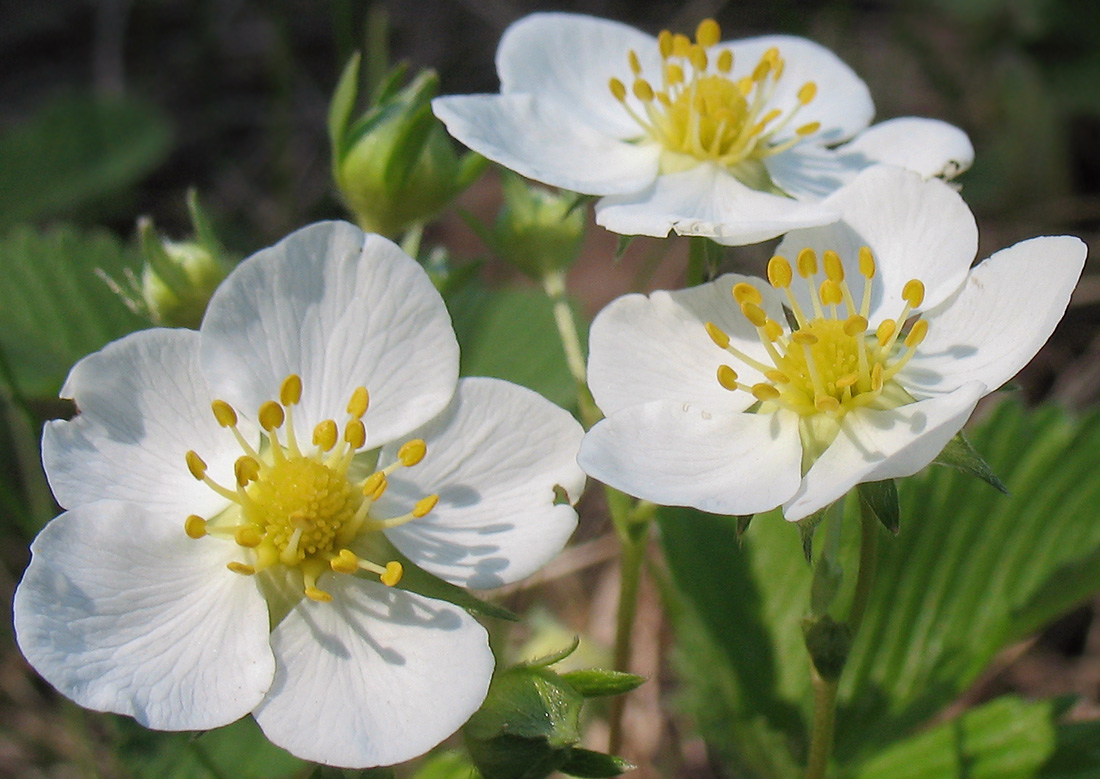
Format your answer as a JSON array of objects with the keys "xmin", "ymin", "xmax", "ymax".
[
  {"xmin": 184, "ymin": 374, "xmax": 438, "ymax": 603},
  {"xmin": 609, "ymin": 18, "xmax": 820, "ymax": 172},
  {"xmin": 705, "ymin": 247, "xmax": 928, "ymax": 417}
]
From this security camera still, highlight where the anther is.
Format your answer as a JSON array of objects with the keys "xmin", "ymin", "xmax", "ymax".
[
  {"xmin": 858, "ymin": 246, "xmax": 876, "ymax": 277},
  {"xmin": 768, "ymin": 256, "xmax": 793, "ymax": 288},
  {"xmin": 185, "ymin": 450, "xmax": 207, "ymax": 480},
  {"xmin": 258, "ymin": 401, "xmax": 285, "ymax": 431},
  {"xmin": 905, "ymin": 319, "xmax": 929, "ymax": 348},
  {"xmin": 344, "ymin": 418, "xmax": 366, "ymax": 450},
  {"xmin": 211, "ymin": 400, "xmax": 237, "ymax": 428},
  {"xmin": 815, "ymin": 396, "xmax": 841, "ymax": 413},
  {"xmin": 763, "ymin": 320, "xmax": 784, "ymax": 342},
  {"xmin": 280, "ymin": 374, "xmax": 302, "ymax": 406},
  {"xmin": 305, "ymin": 587, "xmax": 333, "ymax": 603},
  {"xmin": 234, "ymin": 526, "xmax": 263, "ymax": 548},
  {"xmin": 184, "ymin": 515, "xmax": 207, "ymax": 539},
  {"xmin": 876, "ymin": 320, "xmax": 897, "ymax": 347},
  {"xmin": 347, "ymin": 386, "xmax": 370, "ymax": 418},
  {"xmin": 823, "ymin": 250, "xmax": 844, "ymax": 282},
  {"xmin": 362, "ymin": 471, "xmax": 387, "ymax": 499},
  {"xmin": 398, "ymin": 439, "xmax": 427, "ymax": 467},
  {"xmin": 717, "ymin": 365, "xmax": 739, "ymax": 391},
  {"xmin": 741, "ymin": 302, "xmax": 768, "ymax": 328},
  {"xmin": 902, "ymin": 280, "xmax": 926, "ymax": 308},
  {"xmin": 705, "ymin": 322, "xmax": 730, "ymax": 349},
  {"xmin": 380, "ymin": 561, "xmax": 403, "ymax": 587},
  {"xmin": 609, "ymin": 78, "xmax": 627, "ymax": 102},
  {"xmin": 331, "ymin": 549, "xmax": 359, "ymax": 574},
  {"xmin": 688, "ymin": 45, "xmax": 707, "ymax": 72},
  {"xmin": 797, "ymin": 122, "xmax": 821, "ymax": 137},
  {"xmin": 798, "ymin": 82, "xmax": 818, "ymax": 104},
  {"xmin": 633, "ymin": 79, "xmax": 654, "ymax": 102},
  {"xmin": 628, "ymin": 49, "xmax": 642, "ymax": 75},
  {"xmin": 234, "ymin": 455, "xmax": 261, "ymax": 486},
  {"xmin": 672, "ymin": 33, "xmax": 691, "ymax": 58},
  {"xmin": 732, "ymin": 283, "xmax": 763, "ymax": 306},
  {"xmin": 765, "ymin": 369, "xmax": 791, "ymax": 383},
  {"xmin": 658, "ymin": 30, "xmax": 673, "ymax": 59},
  {"xmin": 666, "ymin": 63, "xmax": 685, "ymax": 84},
  {"xmin": 820, "ymin": 280, "xmax": 843, "ymax": 307},
  {"xmin": 313, "ymin": 419, "xmax": 338, "ymax": 451},
  {"xmin": 797, "ymin": 248, "xmax": 818, "ymax": 277},
  {"xmin": 717, "ymin": 49, "xmax": 733, "ymax": 73},
  {"xmin": 836, "ymin": 373, "xmax": 859, "ymax": 389},
  {"xmin": 791, "ymin": 331, "xmax": 819, "ymax": 346},
  {"xmin": 696, "ymin": 18, "xmax": 720, "ymax": 47},
  {"xmin": 844, "ymin": 315, "xmax": 869, "ymax": 336},
  {"xmin": 752, "ymin": 383, "xmax": 781, "ymax": 402},
  {"xmin": 227, "ymin": 562, "xmax": 256, "ymax": 576},
  {"xmin": 413, "ymin": 495, "xmax": 439, "ymax": 518},
  {"xmin": 752, "ymin": 55, "xmax": 772, "ymax": 82}
]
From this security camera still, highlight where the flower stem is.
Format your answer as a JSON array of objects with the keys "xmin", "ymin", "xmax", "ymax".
[
  {"xmin": 542, "ymin": 271, "xmax": 601, "ymax": 429},
  {"xmin": 608, "ymin": 521, "xmax": 646, "ymax": 754},
  {"xmin": 804, "ymin": 667, "xmax": 839, "ymax": 779},
  {"xmin": 848, "ymin": 502, "xmax": 880, "ymax": 637}
]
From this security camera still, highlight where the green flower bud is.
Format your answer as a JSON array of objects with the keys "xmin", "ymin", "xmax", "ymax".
[
  {"xmin": 330, "ymin": 55, "xmax": 485, "ymax": 239},
  {"xmin": 492, "ymin": 172, "xmax": 586, "ymax": 280}
]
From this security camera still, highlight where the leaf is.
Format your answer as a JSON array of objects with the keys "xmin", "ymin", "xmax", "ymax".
[
  {"xmin": 0, "ymin": 225, "xmax": 148, "ymax": 397},
  {"xmin": 114, "ymin": 716, "xmax": 306, "ymax": 779},
  {"xmin": 0, "ymin": 93, "xmax": 171, "ymax": 228},
  {"xmin": 411, "ymin": 751, "xmax": 482, "ymax": 779},
  {"xmin": 559, "ymin": 749, "xmax": 634, "ymax": 778},
  {"xmin": 449, "ymin": 285, "xmax": 586, "ymax": 409}
]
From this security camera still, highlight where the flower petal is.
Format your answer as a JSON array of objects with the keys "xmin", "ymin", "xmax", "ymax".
[
  {"xmin": 595, "ymin": 164, "xmax": 839, "ymax": 245},
  {"xmin": 782, "ymin": 383, "xmax": 985, "ymax": 521},
  {"xmin": 776, "ymin": 166, "xmax": 977, "ymax": 321},
  {"xmin": 834, "ymin": 117, "xmax": 974, "ymax": 179},
  {"xmin": 200, "ymin": 222, "xmax": 458, "ymax": 449},
  {"xmin": 432, "ymin": 94, "xmax": 660, "ymax": 195},
  {"xmin": 578, "ymin": 401, "xmax": 803, "ymax": 516},
  {"xmin": 726, "ymin": 35, "xmax": 874, "ymax": 144},
  {"xmin": 495, "ymin": 12, "xmax": 661, "ymax": 138},
  {"xmin": 253, "ymin": 580, "xmax": 492, "ymax": 768},
  {"xmin": 375, "ymin": 378, "xmax": 584, "ymax": 589},
  {"xmin": 903, "ymin": 235, "xmax": 1087, "ymax": 395},
  {"xmin": 765, "ymin": 144, "xmax": 865, "ymax": 201},
  {"xmin": 42, "ymin": 328, "xmax": 243, "ymax": 518},
  {"xmin": 13, "ymin": 502, "xmax": 273, "ymax": 730},
  {"xmin": 587, "ymin": 273, "xmax": 785, "ymax": 417}
]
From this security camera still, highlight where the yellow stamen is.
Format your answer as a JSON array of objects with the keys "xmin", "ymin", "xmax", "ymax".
[
  {"xmin": 280, "ymin": 374, "xmax": 302, "ymax": 406},
  {"xmin": 347, "ymin": 386, "xmax": 369, "ymax": 418},
  {"xmin": 211, "ymin": 400, "xmax": 237, "ymax": 428},
  {"xmin": 227, "ymin": 562, "xmax": 255, "ymax": 576},
  {"xmin": 258, "ymin": 401, "xmax": 285, "ymax": 431},
  {"xmin": 344, "ymin": 419, "xmax": 366, "ymax": 450},
  {"xmin": 413, "ymin": 494, "xmax": 439, "ymax": 518},
  {"xmin": 398, "ymin": 439, "xmax": 427, "ymax": 467},
  {"xmin": 733, "ymin": 282, "xmax": 763, "ymax": 306},
  {"xmin": 717, "ymin": 364, "xmax": 739, "ymax": 391},
  {"xmin": 234, "ymin": 526, "xmax": 262, "ymax": 548},
  {"xmin": 380, "ymin": 561, "xmax": 403, "ymax": 587},
  {"xmin": 185, "ymin": 450, "xmax": 207, "ymax": 480},
  {"xmin": 798, "ymin": 82, "xmax": 818, "ymax": 104},
  {"xmin": 313, "ymin": 419, "xmax": 338, "ymax": 451},
  {"xmin": 184, "ymin": 515, "xmax": 207, "ymax": 539},
  {"xmin": 705, "ymin": 322, "xmax": 731, "ymax": 349},
  {"xmin": 696, "ymin": 18, "xmax": 720, "ymax": 47}
]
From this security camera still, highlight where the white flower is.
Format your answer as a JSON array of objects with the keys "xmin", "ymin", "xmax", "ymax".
[
  {"xmin": 432, "ymin": 13, "xmax": 974, "ymax": 246},
  {"xmin": 14, "ymin": 221, "xmax": 586, "ymax": 768},
  {"xmin": 577, "ymin": 167, "xmax": 1085, "ymax": 520}
]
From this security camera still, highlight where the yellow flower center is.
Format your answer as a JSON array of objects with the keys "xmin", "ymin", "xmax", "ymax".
[
  {"xmin": 609, "ymin": 18, "xmax": 820, "ymax": 182},
  {"xmin": 183, "ymin": 375, "xmax": 437, "ymax": 603},
  {"xmin": 705, "ymin": 247, "xmax": 928, "ymax": 461}
]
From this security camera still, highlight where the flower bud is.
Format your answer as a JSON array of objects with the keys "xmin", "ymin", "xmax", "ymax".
[
  {"xmin": 492, "ymin": 172, "xmax": 586, "ymax": 280},
  {"xmin": 330, "ymin": 55, "xmax": 486, "ymax": 239}
]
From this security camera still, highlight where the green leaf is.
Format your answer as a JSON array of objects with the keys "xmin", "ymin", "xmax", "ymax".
[
  {"xmin": 559, "ymin": 669, "xmax": 647, "ymax": 698},
  {"xmin": 114, "ymin": 716, "xmax": 306, "ymax": 779},
  {"xmin": 0, "ymin": 93, "xmax": 171, "ymax": 228},
  {"xmin": 0, "ymin": 225, "xmax": 148, "ymax": 397},
  {"xmin": 933, "ymin": 430, "xmax": 1009, "ymax": 494},
  {"xmin": 856, "ymin": 480, "xmax": 900, "ymax": 535},
  {"xmin": 559, "ymin": 749, "xmax": 634, "ymax": 777},
  {"xmin": 449, "ymin": 285, "xmax": 585, "ymax": 409},
  {"xmin": 411, "ymin": 751, "xmax": 482, "ymax": 779}
]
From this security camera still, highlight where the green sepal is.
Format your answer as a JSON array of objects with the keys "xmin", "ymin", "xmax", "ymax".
[
  {"xmin": 802, "ymin": 614, "xmax": 851, "ymax": 682},
  {"xmin": 559, "ymin": 749, "xmax": 635, "ymax": 778},
  {"xmin": 797, "ymin": 507, "xmax": 829, "ymax": 564},
  {"xmin": 857, "ymin": 479, "xmax": 900, "ymax": 535},
  {"xmin": 933, "ymin": 430, "xmax": 1009, "ymax": 494},
  {"xmin": 138, "ymin": 216, "xmax": 190, "ymax": 294},
  {"xmin": 522, "ymin": 637, "xmax": 580, "ymax": 668},
  {"xmin": 559, "ymin": 669, "xmax": 647, "ymax": 698},
  {"xmin": 735, "ymin": 513, "xmax": 754, "ymax": 543},
  {"xmin": 564, "ymin": 192, "xmax": 595, "ymax": 218},
  {"xmin": 328, "ymin": 51, "xmax": 362, "ymax": 165},
  {"xmin": 614, "ymin": 234, "xmax": 634, "ymax": 261},
  {"xmin": 381, "ymin": 71, "xmax": 441, "ymax": 193},
  {"xmin": 185, "ymin": 188, "xmax": 226, "ymax": 261},
  {"xmin": 455, "ymin": 151, "xmax": 489, "ymax": 193}
]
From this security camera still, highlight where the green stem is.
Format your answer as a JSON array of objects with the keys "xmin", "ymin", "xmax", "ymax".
[
  {"xmin": 542, "ymin": 271, "xmax": 602, "ymax": 429},
  {"xmin": 0, "ymin": 344, "xmax": 55, "ymax": 532},
  {"xmin": 399, "ymin": 222, "xmax": 424, "ymax": 260},
  {"xmin": 849, "ymin": 500, "xmax": 880, "ymax": 638},
  {"xmin": 608, "ymin": 524, "xmax": 645, "ymax": 754},
  {"xmin": 804, "ymin": 668, "xmax": 839, "ymax": 779}
]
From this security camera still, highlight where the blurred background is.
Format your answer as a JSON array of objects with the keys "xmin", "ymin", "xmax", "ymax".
[{"xmin": 2, "ymin": 0, "xmax": 1099, "ymax": 775}]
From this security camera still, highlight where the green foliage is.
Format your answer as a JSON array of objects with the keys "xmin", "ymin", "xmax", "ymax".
[
  {"xmin": 114, "ymin": 716, "xmax": 306, "ymax": 778},
  {"xmin": 0, "ymin": 93, "xmax": 172, "ymax": 229},
  {"xmin": 448, "ymin": 285, "xmax": 586, "ymax": 410},
  {"xmin": 659, "ymin": 400, "xmax": 1100, "ymax": 777},
  {"xmin": 0, "ymin": 225, "xmax": 148, "ymax": 397}
]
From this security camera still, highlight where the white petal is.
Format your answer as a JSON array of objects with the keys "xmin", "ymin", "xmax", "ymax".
[
  {"xmin": 834, "ymin": 117, "xmax": 974, "ymax": 179},
  {"xmin": 766, "ymin": 145, "xmax": 864, "ymax": 201},
  {"xmin": 587, "ymin": 274, "xmax": 785, "ymax": 417},
  {"xmin": 904, "ymin": 236, "xmax": 1087, "ymax": 395},
  {"xmin": 253, "ymin": 580, "xmax": 492, "ymax": 768},
  {"xmin": 495, "ymin": 12, "xmax": 661, "ymax": 138},
  {"xmin": 596, "ymin": 164, "xmax": 840, "ymax": 245},
  {"xmin": 578, "ymin": 402, "xmax": 803, "ymax": 516},
  {"xmin": 777, "ymin": 166, "xmax": 977, "ymax": 320},
  {"xmin": 375, "ymin": 378, "xmax": 584, "ymax": 589},
  {"xmin": 13, "ymin": 502, "xmax": 273, "ymax": 730},
  {"xmin": 42, "ymin": 328, "xmax": 244, "ymax": 519},
  {"xmin": 201, "ymin": 222, "xmax": 458, "ymax": 450},
  {"xmin": 782, "ymin": 383, "xmax": 984, "ymax": 520},
  {"xmin": 725, "ymin": 35, "xmax": 874, "ymax": 144},
  {"xmin": 432, "ymin": 94, "xmax": 660, "ymax": 195}
]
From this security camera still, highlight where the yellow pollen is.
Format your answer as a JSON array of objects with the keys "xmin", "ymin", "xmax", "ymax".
[
  {"xmin": 820, "ymin": 280, "xmax": 843, "ymax": 307},
  {"xmin": 331, "ymin": 549, "xmax": 359, "ymax": 574},
  {"xmin": 877, "ymin": 320, "xmax": 897, "ymax": 347},
  {"xmin": 844, "ymin": 316, "xmax": 869, "ymax": 336},
  {"xmin": 185, "ymin": 515, "xmax": 207, "ymax": 539},
  {"xmin": 672, "ymin": 33, "xmax": 691, "ymax": 58},
  {"xmin": 628, "ymin": 49, "xmax": 642, "ymax": 75},
  {"xmin": 752, "ymin": 383, "xmax": 781, "ymax": 402},
  {"xmin": 258, "ymin": 401, "xmax": 285, "ymax": 431},
  {"xmin": 228, "ymin": 562, "xmax": 255, "ymax": 576},
  {"xmin": 768, "ymin": 256, "xmax": 793, "ymax": 288},
  {"xmin": 717, "ymin": 364, "xmax": 739, "ymax": 391},
  {"xmin": 235, "ymin": 526, "xmax": 262, "ymax": 547},
  {"xmin": 791, "ymin": 331, "xmax": 819, "ymax": 346},
  {"xmin": 797, "ymin": 248, "xmax": 818, "ymax": 277},
  {"xmin": 344, "ymin": 419, "xmax": 366, "ymax": 450},
  {"xmin": 362, "ymin": 471, "xmax": 387, "ymax": 498},
  {"xmin": 741, "ymin": 302, "xmax": 768, "ymax": 328},
  {"xmin": 763, "ymin": 319, "xmax": 784, "ymax": 342},
  {"xmin": 381, "ymin": 561, "xmax": 403, "ymax": 587},
  {"xmin": 609, "ymin": 78, "xmax": 626, "ymax": 102},
  {"xmin": 413, "ymin": 494, "xmax": 439, "ymax": 518},
  {"xmin": 211, "ymin": 400, "xmax": 237, "ymax": 428},
  {"xmin": 313, "ymin": 419, "xmax": 338, "ymax": 451},
  {"xmin": 733, "ymin": 282, "xmax": 763, "ymax": 305},
  {"xmin": 633, "ymin": 79, "xmax": 654, "ymax": 101},
  {"xmin": 752, "ymin": 56, "xmax": 772, "ymax": 82},
  {"xmin": 798, "ymin": 81, "xmax": 818, "ymax": 104},
  {"xmin": 696, "ymin": 18, "xmax": 721, "ymax": 47},
  {"xmin": 234, "ymin": 455, "xmax": 261, "ymax": 486},
  {"xmin": 689, "ymin": 45, "xmax": 707, "ymax": 72},
  {"xmin": 398, "ymin": 439, "xmax": 427, "ymax": 467},
  {"xmin": 717, "ymin": 49, "xmax": 733, "ymax": 73},
  {"xmin": 765, "ymin": 369, "xmax": 790, "ymax": 383},
  {"xmin": 823, "ymin": 250, "xmax": 844, "ymax": 282},
  {"xmin": 859, "ymin": 246, "xmax": 876, "ymax": 277},
  {"xmin": 347, "ymin": 386, "xmax": 369, "ymax": 418},
  {"xmin": 280, "ymin": 374, "xmax": 303, "ymax": 406},
  {"xmin": 797, "ymin": 121, "xmax": 821, "ymax": 137},
  {"xmin": 903, "ymin": 279, "xmax": 926, "ymax": 308},
  {"xmin": 705, "ymin": 322, "xmax": 731, "ymax": 349},
  {"xmin": 658, "ymin": 30, "xmax": 673, "ymax": 58},
  {"xmin": 186, "ymin": 450, "xmax": 207, "ymax": 480}
]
